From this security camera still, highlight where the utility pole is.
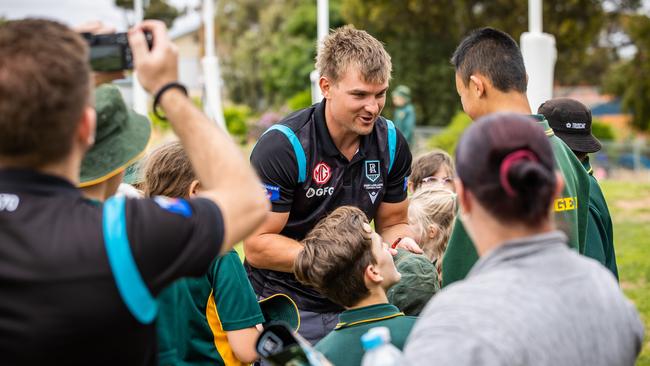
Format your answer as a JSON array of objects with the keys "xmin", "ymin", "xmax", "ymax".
[
  {"xmin": 520, "ymin": 0, "xmax": 557, "ymax": 112},
  {"xmin": 201, "ymin": 0, "xmax": 227, "ymax": 129},
  {"xmin": 310, "ymin": 0, "xmax": 329, "ymax": 104},
  {"xmin": 132, "ymin": 0, "xmax": 148, "ymax": 115}
]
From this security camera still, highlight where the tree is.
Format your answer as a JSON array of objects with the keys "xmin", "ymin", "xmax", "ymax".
[
  {"xmin": 215, "ymin": 0, "xmax": 344, "ymax": 111},
  {"xmin": 603, "ymin": 14, "xmax": 650, "ymax": 131},
  {"xmin": 115, "ymin": 0, "xmax": 180, "ymax": 28},
  {"xmin": 341, "ymin": 0, "xmax": 612, "ymax": 126}
]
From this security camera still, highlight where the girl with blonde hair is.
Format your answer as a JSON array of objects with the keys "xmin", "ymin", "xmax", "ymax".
[{"xmin": 408, "ymin": 185, "xmax": 457, "ymax": 274}]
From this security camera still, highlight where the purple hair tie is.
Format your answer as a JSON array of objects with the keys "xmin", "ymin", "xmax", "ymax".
[{"xmin": 499, "ymin": 149, "xmax": 539, "ymax": 197}]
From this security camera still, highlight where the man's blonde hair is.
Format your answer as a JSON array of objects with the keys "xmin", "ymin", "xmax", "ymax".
[
  {"xmin": 316, "ymin": 25, "xmax": 392, "ymax": 84},
  {"xmin": 408, "ymin": 185, "xmax": 457, "ymax": 273}
]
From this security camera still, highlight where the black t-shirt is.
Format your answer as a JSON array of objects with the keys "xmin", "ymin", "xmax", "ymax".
[
  {"xmin": 248, "ymin": 100, "xmax": 412, "ymax": 313},
  {"xmin": 0, "ymin": 169, "xmax": 224, "ymax": 365}
]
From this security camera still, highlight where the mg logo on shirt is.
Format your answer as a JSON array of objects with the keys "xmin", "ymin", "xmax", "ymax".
[
  {"xmin": 365, "ymin": 160, "xmax": 380, "ymax": 182},
  {"xmin": 313, "ymin": 162, "xmax": 332, "ymax": 185}
]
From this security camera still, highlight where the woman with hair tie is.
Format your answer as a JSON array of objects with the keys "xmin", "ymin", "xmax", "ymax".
[{"xmin": 404, "ymin": 113, "xmax": 643, "ymax": 366}]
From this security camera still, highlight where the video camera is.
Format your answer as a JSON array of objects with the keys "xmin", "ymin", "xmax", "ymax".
[{"xmin": 82, "ymin": 31, "xmax": 153, "ymax": 72}]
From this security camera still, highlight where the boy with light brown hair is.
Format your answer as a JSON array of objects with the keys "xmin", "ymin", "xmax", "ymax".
[{"xmin": 294, "ymin": 206, "xmax": 416, "ymax": 366}]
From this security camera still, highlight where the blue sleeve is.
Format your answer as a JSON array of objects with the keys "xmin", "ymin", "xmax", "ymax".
[
  {"xmin": 250, "ymin": 131, "xmax": 299, "ymax": 212},
  {"xmin": 384, "ymin": 129, "xmax": 412, "ymax": 203}
]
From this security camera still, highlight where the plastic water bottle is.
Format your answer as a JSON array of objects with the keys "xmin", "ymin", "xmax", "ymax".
[{"xmin": 360, "ymin": 326, "xmax": 405, "ymax": 366}]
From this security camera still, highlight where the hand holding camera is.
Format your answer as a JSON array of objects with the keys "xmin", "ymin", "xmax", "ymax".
[{"xmin": 127, "ymin": 20, "xmax": 179, "ymax": 95}]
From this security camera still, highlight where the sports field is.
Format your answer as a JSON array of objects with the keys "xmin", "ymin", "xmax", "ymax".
[{"xmin": 601, "ymin": 180, "xmax": 650, "ymax": 364}]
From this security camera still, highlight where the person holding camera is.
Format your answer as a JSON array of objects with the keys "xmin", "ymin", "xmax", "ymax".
[{"xmin": 0, "ymin": 18, "xmax": 267, "ymax": 365}]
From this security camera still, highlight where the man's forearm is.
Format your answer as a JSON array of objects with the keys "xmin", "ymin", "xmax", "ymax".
[
  {"xmin": 244, "ymin": 234, "xmax": 304, "ymax": 273},
  {"xmin": 160, "ymin": 89, "xmax": 268, "ymax": 249},
  {"xmin": 160, "ymin": 89, "xmax": 249, "ymax": 191}
]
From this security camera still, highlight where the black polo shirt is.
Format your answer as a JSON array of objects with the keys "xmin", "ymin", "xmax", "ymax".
[
  {"xmin": 0, "ymin": 169, "xmax": 224, "ymax": 365},
  {"xmin": 248, "ymin": 100, "xmax": 412, "ymax": 313}
]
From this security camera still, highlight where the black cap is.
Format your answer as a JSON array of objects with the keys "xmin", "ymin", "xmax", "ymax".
[{"xmin": 538, "ymin": 98, "xmax": 602, "ymax": 153}]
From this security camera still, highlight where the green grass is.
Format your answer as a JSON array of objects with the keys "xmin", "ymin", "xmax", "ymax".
[{"xmin": 600, "ymin": 180, "xmax": 650, "ymax": 364}]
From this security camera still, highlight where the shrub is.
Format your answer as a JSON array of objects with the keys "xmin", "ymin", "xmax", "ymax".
[
  {"xmin": 223, "ymin": 104, "xmax": 251, "ymax": 141},
  {"xmin": 591, "ymin": 119, "xmax": 615, "ymax": 141},
  {"xmin": 287, "ymin": 88, "xmax": 313, "ymax": 111},
  {"xmin": 428, "ymin": 112, "xmax": 472, "ymax": 154}
]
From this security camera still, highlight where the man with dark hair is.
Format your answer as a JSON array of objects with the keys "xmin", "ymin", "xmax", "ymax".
[
  {"xmin": 451, "ymin": 27, "xmax": 528, "ymax": 95},
  {"xmin": 441, "ymin": 27, "xmax": 591, "ymax": 287},
  {"xmin": 539, "ymin": 97, "xmax": 618, "ymax": 279},
  {"xmin": 0, "ymin": 19, "xmax": 267, "ymax": 365},
  {"xmin": 294, "ymin": 206, "xmax": 416, "ymax": 366}
]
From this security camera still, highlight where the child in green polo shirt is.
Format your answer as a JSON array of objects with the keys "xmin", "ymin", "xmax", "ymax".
[
  {"xmin": 294, "ymin": 206, "xmax": 416, "ymax": 366},
  {"xmin": 143, "ymin": 141, "xmax": 264, "ymax": 366},
  {"xmin": 387, "ymin": 185, "xmax": 457, "ymax": 316}
]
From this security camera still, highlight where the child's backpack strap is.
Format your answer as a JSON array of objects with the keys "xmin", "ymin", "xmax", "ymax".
[
  {"xmin": 385, "ymin": 119, "xmax": 397, "ymax": 174},
  {"xmin": 262, "ymin": 124, "xmax": 307, "ymax": 183},
  {"xmin": 102, "ymin": 195, "xmax": 158, "ymax": 324}
]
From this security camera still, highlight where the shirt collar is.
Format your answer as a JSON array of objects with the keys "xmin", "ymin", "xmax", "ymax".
[
  {"xmin": 0, "ymin": 168, "xmax": 80, "ymax": 196},
  {"xmin": 314, "ymin": 99, "xmax": 370, "ymax": 160},
  {"xmin": 530, "ymin": 114, "xmax": 555, "ymax": 137},
  {"xmin": 335, "ymin": 303, "xmax": 404, "ymax": 330},
  {"xmin": 581, "ymin": 157, "xmax": 593, "ymax": 175},
  {"xmin": 468, "ymin": 231, "xmax": 568, "ymax": 277}
]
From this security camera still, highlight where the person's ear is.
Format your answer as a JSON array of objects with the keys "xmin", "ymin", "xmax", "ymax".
[
  {"xmin": 407, "ymin": 180, "xmax": 414, "ymax": 195},
  {"xmin": 364, "ymin": 264, "xmax": 383, "ymax": 285},
  {"xmin": 319, "ymin": 76, "xmax": 331, "ymax": 99},
  {"xmin": 77, "ymin": 106, "xmax": 96, "ymax": 150},
  {"xmin": 187, "ymin": 179, "xmax": 201, "ymax": 198},
  {"xmin": 427, "ymin": 224, "xmax": 439, "ymax": 240},
  {"xmin": 469, "ymin": 75, "xmax": 485, "ymax": 98}
]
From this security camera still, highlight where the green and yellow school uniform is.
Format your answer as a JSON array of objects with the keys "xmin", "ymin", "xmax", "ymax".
[
  {"xmin": 582, "ymin": 159, "xmax": 618, "ymax": 279},
  {"xmin": 156, "ymin": 250, "xmax": 265, "ymax": 366},
  {"xmin": 315, "ymin": 304, "xmax": 416, "ymax": 366},
  {"xmin": 441, "ymin": 116, "xmax": 591, "ymax": 287}
]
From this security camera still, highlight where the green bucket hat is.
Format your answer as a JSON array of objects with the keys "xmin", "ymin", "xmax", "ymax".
[
  {"xmin": 392, "ymin": 85, "xmax": 412, "ymax": 102},
  {"xmin": 387, "ymin": 249, "xmax": 439, "ymax": 316},
  {"xmin": 122, "ymin": 160, "xmax": 144, "ymax": 186},
  {"xmin": 259, "ymin": 293, "xmax": 301, "ymax": 332},
  {"xmin": 79, "ymin": 85, "xmax": 151, "ymax": 187}
]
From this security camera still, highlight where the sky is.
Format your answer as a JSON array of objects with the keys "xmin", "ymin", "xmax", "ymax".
[
  {"xmin": 2, "ymin": 0, "xmax": 649, "ymax": 37},
  {"xmin": 0, "ymin": 0, "xmax": 200, "ymax": 31}
]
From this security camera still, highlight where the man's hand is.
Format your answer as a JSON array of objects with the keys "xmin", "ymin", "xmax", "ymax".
[{"xmin": 127, "ymin": 20, "xmax": 178, "ymax": 94}]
